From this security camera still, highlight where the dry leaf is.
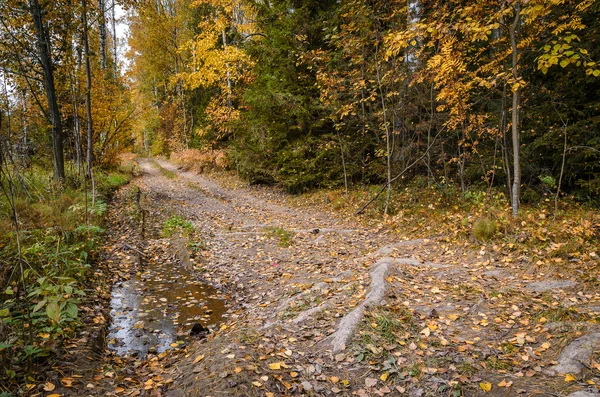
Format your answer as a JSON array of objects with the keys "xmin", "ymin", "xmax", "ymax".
[
  {"xmin": 193, "ymin": 354, "xmax": 205, "ymax": 364},
  {"xmin": 43, "ymin": 382, "xmax": 56, "ymax": 391},
  {"xmin": 565, "ymin": 374, "xmax": 577, "ymax": 383},
  {"xmin": 479, "ymin": 381, "xmax": 492, "ymax": 392}
]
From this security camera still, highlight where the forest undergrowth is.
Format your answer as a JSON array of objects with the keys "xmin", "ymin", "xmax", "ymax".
[{"xmin": 0, "ymin": 157, "xmax": 135, "ymax": 393}]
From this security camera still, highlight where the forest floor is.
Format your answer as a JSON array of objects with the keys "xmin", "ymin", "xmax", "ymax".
[{"xmin": 42, "ymin": 158, "xmax": 600, "ymax": 397}]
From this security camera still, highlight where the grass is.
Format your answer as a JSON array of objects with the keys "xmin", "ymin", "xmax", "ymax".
[
  {"xmin": 162, "ymin": 215, "xmax": 194, "ymax": 237},
  {"xmin": 264, "ymin": 226, "xmax": 294, "ymax": 247},
  {"xmin": 473, "ymin": 217, "xmax": 497, "ymax": 240},
  {"xmin": 150, "ymin": 159, "xmax": 176, "ymax": 179}
]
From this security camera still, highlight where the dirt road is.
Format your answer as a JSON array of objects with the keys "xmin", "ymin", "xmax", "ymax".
[{"xmin": 57, "ymin": 158, "xmax": 600, "ymax": 397}]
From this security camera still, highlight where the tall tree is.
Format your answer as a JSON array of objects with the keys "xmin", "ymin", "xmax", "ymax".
[{"xmin": 28, "ymin": 0, "xmax": 65, "ymax": 181}]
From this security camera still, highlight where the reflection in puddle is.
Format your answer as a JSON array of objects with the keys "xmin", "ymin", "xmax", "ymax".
[{"xmin": 108, "ymin": 260, "xmax": 226, "ymax": 357}]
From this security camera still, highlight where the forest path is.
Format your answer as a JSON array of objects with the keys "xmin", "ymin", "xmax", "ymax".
[{"xmin": 58, "ymin": 158, "xmax": 600, "ymax": 397}]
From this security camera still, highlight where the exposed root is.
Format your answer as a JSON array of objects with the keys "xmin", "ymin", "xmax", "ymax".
[
  {"xmin": 323, "ymin": 256, "xmax": 419, "ymax": 353},
  {"xmin": 292, "ymin": 302, "xmax": 331, "ymax": 324},
  {"xmin": 547, "ymin": 331, "xmax": 600, "ymax": 375},
  {"xmin": 276, "ymin": 270, "xmax": 353, "ymax": 312}
]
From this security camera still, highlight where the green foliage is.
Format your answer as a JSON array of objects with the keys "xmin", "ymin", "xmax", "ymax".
[
  {"xmin": 264, "ymin": 226, "xmax": 294, "ymax": 247},
  {"xmin": 162, "ymin": 216, "xmax": 194, "ymax": 237},
  {"xmin": 472, "ymin": 218, "xmax": 498, "ymax": 241},
  {"xmin": 0, "ymin": 163, "xmax": 131, "ymax": 386}
]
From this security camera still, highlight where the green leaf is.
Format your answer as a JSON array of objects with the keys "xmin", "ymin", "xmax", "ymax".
[
  {"xmin": 32, "ymin": 299, "xmax": 46, "ymax": 313},
  {"xmin": 0, "ymin": 308, "xmax": 10, "ymax": 318},
  {"xmin": 4, "ymin": 287, "xmax": 14, "ymax": 295},
  {"xmin": 560, "ymin": 59, "xmax": 569, "ymax": 68},
  {"xmin": 65, "ymin": 303, "xmax": 78, "ymax": 319},
  {"xmin": 46, "ymin": 301, "xmax": 61, "ymax": 323}
]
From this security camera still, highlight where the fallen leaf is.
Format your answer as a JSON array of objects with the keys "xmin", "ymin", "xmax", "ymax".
[
  {"xmin": 268, "ymin": 362, "xmax": 281, "ymax": 370},
  {"xmin": 365, "ymin": 377, "xmax": 377, "ymax": 388},
  {"xmin": 565, "ymin": 374, "xmax": 577, "ymax": 383},
  {"xmin": 193, "ymin": 354, "xmax": 205, "ymax": 364},
  {"xmin": 44, "ymin": 382, "xmax": 56, "ymax": 391},
  {"xmin": 479, "ymin": 381, "xmax": 492, "ymax": 392},
  {"xmin": 380, "ymin": 372, "xmax": 389, "ymax": 382}
]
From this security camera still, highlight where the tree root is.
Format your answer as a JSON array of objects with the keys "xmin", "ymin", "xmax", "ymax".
[
  {"xmin": 323, "ymin": 257, "xmax": 419, "ymax": 353},
  {"xmin": 292, "ymin": 302, "xmax": 331, "ymax": 324}
]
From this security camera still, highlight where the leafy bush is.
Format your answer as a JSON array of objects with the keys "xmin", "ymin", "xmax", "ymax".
[{"xmin": 170, "ymin": 149, "xmax": 228, "ymax": 173}]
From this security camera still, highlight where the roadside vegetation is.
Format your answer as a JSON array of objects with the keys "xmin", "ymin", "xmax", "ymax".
[{"xmin": 0, "ymin": 160, "xmax": 132, "ymax": 390}]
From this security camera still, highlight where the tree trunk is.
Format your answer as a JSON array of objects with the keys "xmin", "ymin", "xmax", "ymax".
[
  {"xmin": 81, "ymin": 0, "xmax": 95, "ymax": 205},
  {"xmin": 112, "ymin": 0, "xmax": 118, "ymax": 79},
  {"xmin": 99, "ymin": 0, "xmax": 107, "ymax": 71},
  {"xmin": 222, "ymin": 29, "xmax": 233, "ymax": 108},
  {"xmin": 374, "ymin": 43, "xmax": 392, "ymax": 216},
  {"xmin": 29, "ymin": 0, "xmax": 65, "ymax": 181},
  {"xmin": 509, "ymin": 1, "xmax": 521, "ymax": 218}
]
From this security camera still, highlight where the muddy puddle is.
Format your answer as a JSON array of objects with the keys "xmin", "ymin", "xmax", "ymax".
[{"xmin": 107, "ymin": 256, "xmax": 226, "ymax": 357}]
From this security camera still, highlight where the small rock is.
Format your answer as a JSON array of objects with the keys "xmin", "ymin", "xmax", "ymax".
[
  {"xmin": 526, "ymin": 280, "xmax": 576, "ymax": 293},
  {"xmin": 568, "ymin": 391, "xmax": 600, "ymax": 397},
  {"xmin": 190, "ymin": 322, "xmax": 210, "ymax": 337}
]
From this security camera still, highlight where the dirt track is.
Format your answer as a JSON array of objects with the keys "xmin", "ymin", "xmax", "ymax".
[{"xmin": 56, "ymin": 158, "xmax": 600, "ymax": 397}]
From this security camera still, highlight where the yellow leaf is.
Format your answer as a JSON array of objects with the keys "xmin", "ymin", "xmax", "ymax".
[
  {"xmin": 234, "ymin": 367, "xmax": 242, "ymax": 373},
  {"xmin": 193, "ymin": 354, "xmax": 205, "ymax": 364},
  {"xmin": 251, "ymin": 381, "xmax": 262, "ymax": 387},
  {"xmin": 47, "ymin": 394, "xmax": 61, "ymax": 397},
  {"xmin": 380, "ymin": 372, "xmax": 389, "ymax": 382},
  {"xmin": 290, "ymin": 372, "xmax": 298, "ymax": 378},
  {"xmin": 268, "ymin": 362, "xmax": 282, "ymax": 370},
  {"xmin": 329, "ymin": 376, "xmax": 339, "ymax": 383},
  {"xmin": 565, "ymin": 374, "xmax": 577, "ymax": 382},
  {"xmin": 479, "ymin": 381, "xmax": 492, "ymax": 392},
  {"xmin": 44, "ymin": 382, "xmax": 56, "ymax": 391}
]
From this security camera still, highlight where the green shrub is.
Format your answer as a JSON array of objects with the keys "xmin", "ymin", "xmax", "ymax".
[{"xmin": 472, "ymin": 218, "xmax": 498, "ymax": 240}]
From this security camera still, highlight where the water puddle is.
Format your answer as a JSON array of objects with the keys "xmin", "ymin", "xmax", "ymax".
[{"xmin": 107, "ymin": 256, "xmax": 226, "ymax": 357}]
